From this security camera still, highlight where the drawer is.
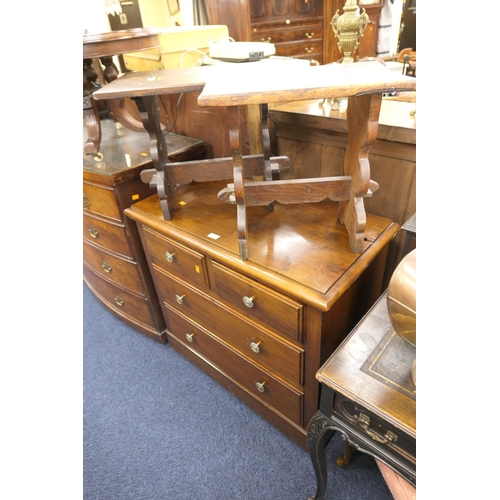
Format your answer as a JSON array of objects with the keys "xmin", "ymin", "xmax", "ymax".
[
  {"xmin": 211, "ymin": 262, "xmax": 304, "ymax": 342},
  {"xmin": 167, "ymin": 308, "xmax": 303, "ymax": 426},
  {"xmin": 83, "ymin": 181, "xmax": 121, "ymax": 221},
  {"xmin": 83, "ymin": 264, "xmax": 158, "ymax": 329},
  {"xmin": 333, "ymin": 395, "xmax": 416, "ymax": 463},
  {"xmin": 83, "ymin": 240, "xmax": 144, "ymax": 293},
  {"xmin": 83, "ymin": 213, "xmax": 133, "ymax": 259},
  {"xmin": 275, "ymin": 40, "xmax": 322, "ymax": 59},
  {"xmin": 143, "ymin": 227, "xmax": 209, "ymax": 289},
  {"xmin": 252, "ymin": 24, "xmax": 322, "ymax": 44},
  {"xmin": 153, "ymin": 265, "xmax": 304, "ymax": 384}
]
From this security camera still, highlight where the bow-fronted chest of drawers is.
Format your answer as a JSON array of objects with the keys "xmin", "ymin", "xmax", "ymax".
[{"xmin": 83, "ymin": 120, "xmax": 206, "ymax": 342}]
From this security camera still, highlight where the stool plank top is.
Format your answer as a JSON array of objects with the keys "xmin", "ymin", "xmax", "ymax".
[
  {"xmin": 197, "ymin": 60, "xmax": 416, "ymax": 107},
  {"xmin": 92, "ymin": 66, "xmax": 215, "ymax": 101}
]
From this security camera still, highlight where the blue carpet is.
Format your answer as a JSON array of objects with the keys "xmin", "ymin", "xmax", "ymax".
[{"xmin": 83, "ymin": 282, "xmax": 393, "ymax": 500}]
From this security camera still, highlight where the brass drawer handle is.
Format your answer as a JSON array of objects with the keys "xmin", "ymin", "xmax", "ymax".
[
  {"xmin": 357, "ymin": 412, "xmax": 398, "ymax": 444},
  {"xmin": 175, "ymin": 294, "xmax": 186, "ymax": 304},
  {"xmin": 83, "ymin": 193, "xmax": 90, "ymax": 210},
  {"xmin": 114, "ymin": 295, "xmax": 124, "ymax": 306},
  {"xmin": 102, "ymin": 262, "xmax": 112, "ymax": 273},
  {"xmin": 88, "ymin": 226, "xmax": 99, "ymax": 238},
  {"xmin": 260, "ymin": 37, "xmax": 271, "ymax": 42},
  {"xmin": 165, "ymin": 251, "xmax": 175, "ymax": 263},
  {"xmin": 305, "ymin": 47, "xmax": 314, "ymax": 53},
  {"xmin": 185, "ymin": 332, "xmax": 195, "ymax": 342},
  {"xmin": 255, "ymin": 381, "xmax": 266, "ymax": 393},
  {"xmin": 250, "ymin": 341, "xmax": 261, "ymax": 353},
  {"xmin": 305, "ymin": 32, "xmax": 314, "ymax": 39},
  {"xmin": 242, "ymin": 295, "xmax": 254, "ymax": 308}
]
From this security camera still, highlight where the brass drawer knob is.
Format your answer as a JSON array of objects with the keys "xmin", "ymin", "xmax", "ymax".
[
  {"xmin": 115, "ymin": 295, "xmax": 124, "ymax": 307},
  {"xmin": 260, "ymin": 37, "xmax": 271, "ymax": 42},
  {"xmin": 185, "ymin": 332, "xmax": 195, "ymax": 342},
  {"xmin": 305, "ymin": 32, "xmax": 314, "ymax": 39},
  {"xmin": 242, "ymin": 295, "xmax": 254, "ymax": 308},
  {"xmin": 165, "ymin": 251, "xmax": 175, "ymax": 263},
  {"xmin": 255, "ymin": 381, "xmax": 266, "ymax": 393},
  {"xmin": 250, "ymin": 341, "xmax": 261, "ymax": 353},
  {"xmin": 175, "ymin": 294, "xmax": 186, "ymax": 305},
  {"xmin": 102, "ymin": 262, "xmax": 112, "ymax": 273},
  {"xmin": 88, "ymin": 226, "xmax": 99, "ymax": 238},
  {"xmin": 305, "ymin": 47, "xmax": 314, "ymax": 53}
]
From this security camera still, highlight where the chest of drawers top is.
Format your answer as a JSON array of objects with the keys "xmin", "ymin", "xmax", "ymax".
[
  {"xmin": 125, "ymin": 181, "xmax": 398, "ymax": 311},
  {"xmin": 83, "ymin": 120, "xmax": 205, "ymax": 186}
]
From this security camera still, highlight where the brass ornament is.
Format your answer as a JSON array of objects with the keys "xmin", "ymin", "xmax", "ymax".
[{"xmin": 331, "ymin": 0, "xmax": 370, "ymax": 63}]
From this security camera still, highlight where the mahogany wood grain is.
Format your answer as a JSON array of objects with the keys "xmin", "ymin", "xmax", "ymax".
[
  {"xmin": 83, "ymin": 213, "xmax": 133, "ymax": 260},
  {"xmin": 84, "ymin": 265, "xmax": 164, "ymax": 334},
  {"xmin": 83, "ymin": 241, "xmax": 144, "ymax": 292}
]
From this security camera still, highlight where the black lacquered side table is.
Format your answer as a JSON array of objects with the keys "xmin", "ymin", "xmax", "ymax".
[{"xmin": 306, "ymin": 291, "xmax": 416, "ymax": 500}]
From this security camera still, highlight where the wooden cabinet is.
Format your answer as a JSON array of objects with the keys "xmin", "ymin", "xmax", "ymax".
[
  {"xmin": 249, "ymin": 0, "xmax": 324, "ymax": 63},
  {"xmin": 125, "ymin": 180, "xmax": 399, "ymax": 447},
  {"xmin": 206, "ymin": 0, "xmax": 384, "ymax": 65},
  {"xmin": 83, "ymin": 119, "xmax": 206, "ymax": 342}
]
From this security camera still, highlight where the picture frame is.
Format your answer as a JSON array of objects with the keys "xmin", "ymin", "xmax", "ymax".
[{"xmin": 167, "ymin": 0, "xmax": 180, "ymax": 15}]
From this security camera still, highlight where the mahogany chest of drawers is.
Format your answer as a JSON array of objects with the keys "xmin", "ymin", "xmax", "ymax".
[
  {"xmin": 125, "ymin": 181, "xmax": 399, "ymax": 447},
  {"xmin": 249, "ymin": 0, "xmax": 324, "ymax": 64},
  {"xmin": 83, "ymin": 120, "xmax": 206, "ymax": 342}
]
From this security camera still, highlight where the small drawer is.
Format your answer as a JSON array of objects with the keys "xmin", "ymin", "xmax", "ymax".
[
  {"xmin": 143, "ymin": 227, "xmax": 209, "ymax": 289},
  {"xmin": 211, "ymin": 262, "xmax": 304, "ymax": 342},
  {"xmin": 83, "ymin": 181, "xmax": 121, "ymax": 221},
  {"xmin": 83, "ymin": 213, "xmax": 133, "ymax": 259},
  {"xmin": 333, "ymin": 395, "xmax": 416, "ymax": 462},
  {"xmin": 167, "ymin": 308, "xmax": 304, "ymax": 426},
  {"xmin": 83, "ymin": 240, "xmax": 144, "ymax": 293},
  {"xmin": 84, "ymin": 264, "xmax": 157, "ymax": 329}
]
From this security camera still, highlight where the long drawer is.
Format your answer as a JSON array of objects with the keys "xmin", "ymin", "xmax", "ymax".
[
  {"xmin": 83, "ymin": 240, "xmax": 144, "ymax": 293},
  {"xmin": 83, "ymin": 181, "xmax": 121, "ymax": 221},
  {"xmin": 83, "ymin": 212, "xmax": 133, "ymax": 259},
  {"xmin": 211, "ymin": 261, "xmax": 304, "ymax": 342},
  {"xmin": 83, "ymin": 264, "xmax": 158, "ymax": 330},
  {"xmin": 274, "ymin": 40, "xmax": 322, "ymax": 60},
  {"xmin": 153, "ymin": 264, "xmax": 304, "ymax": 384},
  {"xmin": 166, "ymin": 307, "xmax": 304, "ymax": 426},
  {"xmin": 251, "ymin": 23, "xmax": 322, "ymax": 45}
]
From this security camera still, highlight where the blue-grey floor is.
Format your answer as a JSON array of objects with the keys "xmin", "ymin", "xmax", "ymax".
[{"xmin": 83, "ymin": 282, "xmax": 393, "ymax": 500}]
